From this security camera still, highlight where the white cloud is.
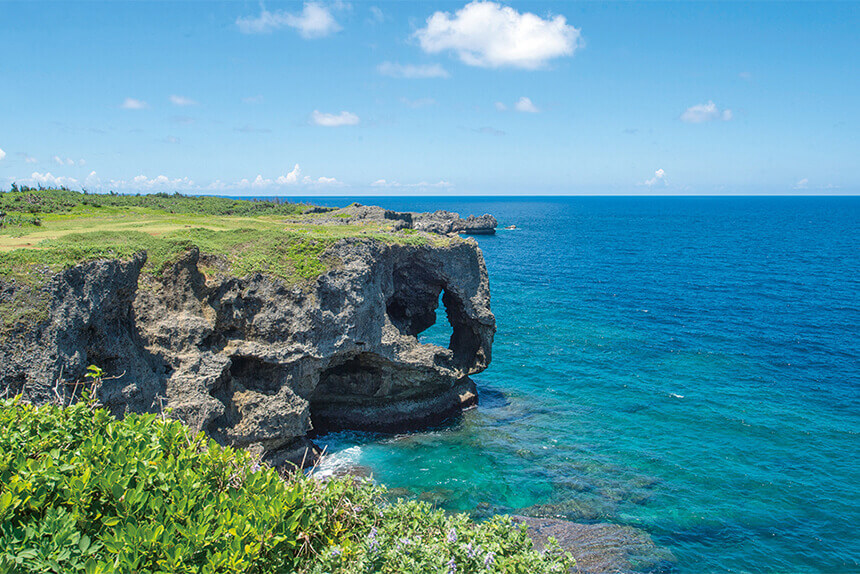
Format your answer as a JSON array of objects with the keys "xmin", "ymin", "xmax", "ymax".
[
  {"xmin": 121, "ymin": 98, "xmax": 148, "ymax": 110},
  {"xmin": 644, "ymin": 168, "xmax": 666, "ymax": 187},
  {"xmin": 681, "ymin": 101, "xmax": 733, "ymax": 123},
  {"xmin": 276, "ymin": 164, "xmax": 302, "ymax": 185},
  {"xmin": 0, "ymin": 148, "xmax": 5, "ymax": 161},
  {"xmin": 371, "ymin": 179, "xmax": 452, "ymax": 189},
  {"xmin": 494, "ymin": 102, "xmax": 507, "ymax": 111},
  {"xmin": 85, "ymin": 171, "xmax": 101, "ymax": 187},
  {"xmin": 242, "ymin": 95, "xmax": 264, "ymax": 104},
  {"xmin": 311, "ymin": 110, "xmax": 360, "ymax": 127},
  {"xmin": 314, "ymin": 176, "xmax": 341, "ymax": 185},
  {"xmin": 514, "ymin": 96, "xmax": 539, "ymax": 113},
  {"xmin": 415, "ymin": 1, "xmax": 581, "ymax": 69},
  {"xmin": 27, "ymin": 172, "xmax": 79, "ymax": 187},
  {"xmin": 237, "ymin": 2, "xmax": 341, "ymax": 38},
  {"xmin": 169, "ymin": 95, "xmax": 197, "ymax": 106},
  {"xmin": 377, "ymin": 62, "xmax": 449, "ymax": 79},
  {"xmin": 24, "ymin": 155, "xmax": 38, "ymax": 164},
  {"xmin": 794, "ymin": 178, "xmax": 809, "ymax": 189},
  {"xmin": 126, "ymin": 174, "xmax": 196, "ymax": 190}
]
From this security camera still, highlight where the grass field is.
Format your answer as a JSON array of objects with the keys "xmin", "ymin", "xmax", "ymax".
[{"xmin": 0, "ymin": 189, "xmax": 443, "ymax": 286}]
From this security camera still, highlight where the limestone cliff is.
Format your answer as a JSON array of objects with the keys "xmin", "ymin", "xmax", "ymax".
[{"xmin": 0, "ymin": 231, "xmax": 495, "ymax": 467}]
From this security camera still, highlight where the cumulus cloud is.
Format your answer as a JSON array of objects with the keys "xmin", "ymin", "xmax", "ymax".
[
  {"xmin": 377, "ymin": 62, "xmax": 449, "ymax": 79},
  {"xmin": 169, "ymin": 95, "xmax": 197, "ymax": 106},
  {"xmin": 237, "ymin": 2, "xmax": 341, "ymax": 38},
  {"xmin": 27, "ymin": 172, "xmax": 80, "ymax": 188},
  {"xmin": 311, "ymin": 110, "xmax": 360, "ymax": 127},
  {"xmin": 415, "ymin": 1, "xmax": 581, "ymax": 69},
  {"xmin": 794, "ymin": 178, "xmax": 809, "ymax": 189},
  {"xmin": 644, "ymin": 168, "xmax": 666, "ymax": 187},
  {"xmin": 276, "ymin": 164, "xmax": 302, "ymax": 185},
  {"xmin": 121, "ymin": 98, "xmax": 148, "ymax": 110},
  {"xmin": 681, "ymin": 101, "xmax": 733, "ymax": 123},
  {"xmin": 0, "ymin": 148, "xmax": 5, "ymax": 161},
  {"xmin": 514, "ymin": 96, "xmax": 539, "ymax": 113},
  {"xmin": 371, "ymin": 179, "xmax": 452, "ymax": 189}
]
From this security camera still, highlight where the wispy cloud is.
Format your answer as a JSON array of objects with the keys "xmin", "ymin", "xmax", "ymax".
[
  {"xmin": 242, "ymin": 95, "xmax": 264, "ymax": 104},
  {"xmin": 644, "ymin": 168, "xmax": 667, "ymax": 187},
  {"xmin": 169, "ymin": 95, "xmax": 197, "ymax": 107},
  {"xmin": 400, "ymin": 97, "xmax": 436, "ymax": 109},
  {"xmin": 377, "ymin": 62, "xmax": 449, "ymax": 79},
  {"xmin": 496, "ymin": 97, "xmax": 540, "ymax": 113},
  {"xmin": 234, "ymin": 125, "xmax": 272, "ymax": 134},
  {"xmin": 53, "ymin": 156, "xmax": 85, "ymax": 167},
  {"xmin": 121, "ymin": 98, "xmax": 148, "ymax": 110},
  {"xmin": 237, "ymin": 2, "xmax": 341, "ymax": 38},
  {"xmin": 514, "ymin": 96, "xmax": 539, "ymax": 113},
  {"xmin": 415, "ymin": 1, "xmax": 581, "ymax": 69},
  {"xmin": 794, "ymin": 177, "xmax": 809, "ymax": 189},
  {"xmin": 0, "ymin": 148, "xmax": 5, "ymax": 161},
  {"xmin": 471, "ymin": 126, "xmax": 506, "ymax": 136},
  {"xmin": 311, "ymin": 110, "xmax": 360, "ymax": 127},
  {"xmin": 681, "ymin": 101, "xmax": 732, "ymax": 123}
]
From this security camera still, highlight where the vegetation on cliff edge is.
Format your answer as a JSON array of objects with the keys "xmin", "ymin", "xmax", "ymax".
[{"xmin": 0, "ymin": 397, "xmax": 573, "ymax": 573}]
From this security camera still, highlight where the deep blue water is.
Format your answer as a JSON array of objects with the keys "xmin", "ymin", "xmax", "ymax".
[{"xmin": 293, "ymin": 196, "xmax": 859, "ymax": 573}]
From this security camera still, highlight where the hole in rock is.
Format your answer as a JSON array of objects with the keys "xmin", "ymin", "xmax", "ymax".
[
  {"xmin": 418, "ymin": 291, "xmax": 454, "ymax": 348},
  {"xmin": 314, "ymin": 353, "xmax": 386, "ymax": 401},
  {"xmin": 228, "ymin": 356, "xmax": 283, "ymax": 396}
]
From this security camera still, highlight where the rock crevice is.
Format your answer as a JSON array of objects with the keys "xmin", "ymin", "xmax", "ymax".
[{"xmin": 0, "ymin": 233, "xmax": 495, "ymax": 467}]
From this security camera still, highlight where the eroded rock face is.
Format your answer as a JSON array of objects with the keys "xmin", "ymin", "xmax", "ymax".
[{"xmin": 0, "ymin": 235, "xmax": 495, "ymax": 467}]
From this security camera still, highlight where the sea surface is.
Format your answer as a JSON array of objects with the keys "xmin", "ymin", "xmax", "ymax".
[{"xmin": 291, "ymin": 196, "xmax": 859, "ymax": 573}]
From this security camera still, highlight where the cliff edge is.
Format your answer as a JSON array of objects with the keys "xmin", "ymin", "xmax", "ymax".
[{"xmin": 0, "ymin": 192, "xmax": 495, "ymax": 467}]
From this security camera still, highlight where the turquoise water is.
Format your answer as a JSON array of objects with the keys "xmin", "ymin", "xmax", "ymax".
[{"xmin": 297, "ymin": 197, "xmax": 859, "ymax": 573}]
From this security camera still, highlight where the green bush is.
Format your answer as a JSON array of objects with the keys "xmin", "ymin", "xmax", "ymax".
[{"xmin": 0, "ymin": 398, "xmax": 573, "ymax": 573}]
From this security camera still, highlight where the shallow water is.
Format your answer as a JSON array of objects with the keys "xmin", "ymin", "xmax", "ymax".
[{"xmin": 295, "ymin": 196, "xmax": 859, "ymax": 573}]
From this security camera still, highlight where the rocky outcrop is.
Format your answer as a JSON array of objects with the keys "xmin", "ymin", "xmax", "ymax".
[
  {"xmin": 412, "ymin": 211, "xmax": 498, "ymax": 235},
  {"xmin": 0, "ymin": 231, "xmax": 495, "ymax": 468},
  {"xmin": 296, "ymin": 205, "xmax": 497, "ymax": 235}
]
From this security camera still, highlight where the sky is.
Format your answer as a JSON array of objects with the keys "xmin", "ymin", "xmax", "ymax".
[{"xmin": 0, "ymin": 1, "xmax": 857, "ymax": 196}]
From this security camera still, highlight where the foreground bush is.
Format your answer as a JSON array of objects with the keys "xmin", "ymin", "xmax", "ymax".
[{"xmin": 0, "ymin": 398, "xmax": 572, "ymax": 573}]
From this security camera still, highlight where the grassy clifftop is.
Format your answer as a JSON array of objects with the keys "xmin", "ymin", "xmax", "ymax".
[{"xmin": 0, "ymin": 189, "xmax": 435, "ymax": 286}]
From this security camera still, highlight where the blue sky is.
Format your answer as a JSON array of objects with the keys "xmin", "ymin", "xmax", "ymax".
[{"xmin": 0, "ymin": 1, "xmax": 857, "ymax": 195}]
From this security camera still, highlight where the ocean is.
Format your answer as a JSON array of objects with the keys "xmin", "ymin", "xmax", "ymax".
[{"xmin": 289, "ymin": 196, "xmax": 859, "ymax": 573}]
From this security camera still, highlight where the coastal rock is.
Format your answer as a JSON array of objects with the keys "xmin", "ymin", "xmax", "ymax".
[
  {"xmin": 0, "ymin": 232, "xmax": 495, "ymax": 468},
  {"xmin": 412, "ymin": 210, "xmax": 498, "ymax": 235},
  {"xmin": 512, "ymin": 516, "xmax": 675, "ymax": 574},
  {"xmin": 293, "ymin": 205, "xmax": 497, "ymax": 235}
]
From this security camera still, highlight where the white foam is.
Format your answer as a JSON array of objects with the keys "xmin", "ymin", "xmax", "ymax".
[{"xmin": 312, "ymin": 445, "xmax": 364, "ymax": 479}]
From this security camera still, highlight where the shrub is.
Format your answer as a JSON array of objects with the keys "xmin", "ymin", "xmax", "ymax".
[{"xmin": 0, "ymin": 398, "xmax": 573, "ymax": 573}]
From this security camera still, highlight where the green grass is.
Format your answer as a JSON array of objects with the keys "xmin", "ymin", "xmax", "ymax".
[
  {"xmin": 0, "ymin": 188, "xmax": 452, "ymax": 333},
  {"xmin": 0, "ymin": 397, "xmax": 574, "ymax": 573},
  {"xmin": 0, "ymin": 189, "xmax": 445, "ymax": 285}
]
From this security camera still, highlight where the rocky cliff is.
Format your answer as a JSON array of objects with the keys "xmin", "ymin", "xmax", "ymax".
[{"xmin": 0, "ymin": 231, "xmax": 495, "ymax": 467}]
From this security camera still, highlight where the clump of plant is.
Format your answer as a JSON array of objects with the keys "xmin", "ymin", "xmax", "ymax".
[{"xmin": 0, "ymin": 396, "xmax": 573, "ymax": 573}]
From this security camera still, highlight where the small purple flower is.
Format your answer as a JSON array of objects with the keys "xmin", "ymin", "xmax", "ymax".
[
  {"xmin": 484, "ymin": 551, "xmax": 495, "ymax": 568},
  {"xmin": 446, "ymin": 528, "xmax": 457, "ymax": 543},
  {"xmin": 398, "ymin": 537, "xmax": 411, "ymax": 547},
  {"xmin": 250, "ymin": 461, "xmax": 261, "ymax": 473},
  {"xmin": 353, "ymin": 505, "xmax": 364, "ymax": 513},
  {"xmin": 447, "ymin": 557, "xmax": 457, "ymax": 574},
  {"xmin": 464, "ymin": 542, "xmax": 477, "ymax": 558},
  {"xmin": 330, "ymin": 547, "xmax": 342, "ymax": 557},
  {"xmin": 367, "ymin": 526, "xmax": 379, "ymax": 551}
]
